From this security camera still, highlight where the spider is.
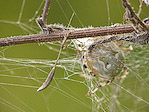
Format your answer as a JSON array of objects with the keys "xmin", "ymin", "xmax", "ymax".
[
  {"xmin": 80, "ymin": 0, "xmax": 149, "ymax": 96},
  {"xmin": 36, "ymin": 0, "xmax": 148, "ymax": 93},
  {"xmin": 79, "ymin": 38, "xmax": 130, "ymax": 96}
]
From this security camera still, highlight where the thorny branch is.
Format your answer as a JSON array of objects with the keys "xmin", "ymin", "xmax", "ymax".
[{"xmin": 0, "ymin": 24, "xmax": 148, "ymax": 47}]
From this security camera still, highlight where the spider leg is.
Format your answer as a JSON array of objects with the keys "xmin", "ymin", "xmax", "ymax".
[
  {"xmin": 117, "ymin": 66, "xmax": 129, "ymax": 80},
  {"xmin": 83, "ymin": 64, "xmax": 96, "ymax": 76},
  {"xmin": 86, "ymin": 67, "xmax": 129, "ymax": 96},
  {"xmin": 122, "ymin": 45, "xmax": 133, "ymax": 51},
  {"xmin": 86, "ymin": 78, "xmax": 114, "ymax": 96},
  {"xmin": 82, "ymin": 56, "xmax": 96, "ymax": 77}
]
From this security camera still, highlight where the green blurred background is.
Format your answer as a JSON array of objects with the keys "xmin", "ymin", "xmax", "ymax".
[{"xmin": 0, "ymin": 0, "xmax": 149, "ymax": 112}]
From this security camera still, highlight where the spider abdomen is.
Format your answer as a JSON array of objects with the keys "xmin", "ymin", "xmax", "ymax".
[{"xmin": 86, "ymin": 42, "xmax": 125, "ymax": 79}]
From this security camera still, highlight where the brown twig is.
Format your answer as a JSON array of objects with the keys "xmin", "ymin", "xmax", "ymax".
[
  {"xmin": 37, "ymin": 33, "xmax": 69, "ymax": 92},
  {"xmin": 0, "ymin": 24, "xmax": 135, "ymax": 47},
  {"xmin": 42, "ymin": 0, "xmax": 51, "ymax": 24},
  {"xmin": 37, "ymin": 12, "xmax": 75, "ymax": 92},
  {"xmin": 1, "ymin": 24, "xmax": 149, "ymax": 47}
]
